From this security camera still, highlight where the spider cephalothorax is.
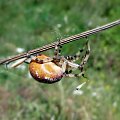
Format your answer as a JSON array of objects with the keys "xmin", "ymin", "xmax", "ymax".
[{"xmin": 28, "ymin": 40, "xmax": 90, "ymax": 84}]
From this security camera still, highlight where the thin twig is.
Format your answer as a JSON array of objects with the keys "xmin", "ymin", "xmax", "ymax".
[{"xmin": 0, "ymin": 19, "xmax": 120, "ymax": 65}]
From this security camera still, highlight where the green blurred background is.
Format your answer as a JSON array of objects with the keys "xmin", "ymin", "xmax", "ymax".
[{"xmin": 0, "ymin": 0, "xmax": 120, "ymax": 120}]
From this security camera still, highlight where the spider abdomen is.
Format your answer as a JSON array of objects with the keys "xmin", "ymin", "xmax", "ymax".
[{"xmin": 29, "ymin": 55, "xmax": 63, "ymax": 84}]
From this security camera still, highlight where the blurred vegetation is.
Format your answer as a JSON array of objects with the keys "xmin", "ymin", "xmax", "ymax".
[{"xmin": 0, "ymin": 0, "xmax": 120, "ymax": 120}]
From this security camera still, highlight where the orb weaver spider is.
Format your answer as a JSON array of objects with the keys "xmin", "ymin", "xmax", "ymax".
[{"xmin": 11, "ymin": 39, "xmax": 90, "ymax": 84}]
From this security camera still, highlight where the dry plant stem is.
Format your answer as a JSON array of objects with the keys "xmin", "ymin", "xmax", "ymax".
[{"xmin": 0, "ymin": 19, "xmax": 120, "ymax": 65}]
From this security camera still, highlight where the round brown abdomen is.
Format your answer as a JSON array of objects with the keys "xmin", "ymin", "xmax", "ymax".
[{"xmin": 29, "ymin": 56, "xmax": 63, "ymax": 84}]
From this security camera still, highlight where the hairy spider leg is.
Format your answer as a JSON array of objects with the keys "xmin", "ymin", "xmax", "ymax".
[
  {"xmin": 75, "ymin": 39, "xmax": 90, "ymax": 78},
  {"xmin": 65, "ymin": 71, "xmax": 85, "ymax": 77},
  {"xmin": 64, "ymin": 39, "xmax": 90, "ymax": 78},
  {"xmin": 63, "ymin": 60, "xmax": 85, "ymax": 78},
  {"xmin": 53, "ymin": 39, "xmax": 62, "ymax": 60},
  {"xmin": 79, "ymin": 40, "xmax": 90, "ymax": 70},
  {"xmin": 65, "ymin": 40, "xmax": 88, "ymax": 62},
  {"xmin": 64, "ymin": 41, "xmax": 86, "ymax": 76}
]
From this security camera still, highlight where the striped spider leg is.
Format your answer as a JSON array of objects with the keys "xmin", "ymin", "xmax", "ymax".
[{"xmin": 64, "ymin": 39, "xmax": 90, "ymax": 78}]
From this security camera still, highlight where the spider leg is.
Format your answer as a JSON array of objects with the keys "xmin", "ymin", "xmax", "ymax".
[
  {"xmin": 10, "ymin": 57, "xmax": 28, "ymax": 68},
  {"xmin": 73, "ymin": 47, "xmax": 85, "ymax": 62},
  {"xmin": 53, "ymin": 39, "xmax": 62, "ymax": 60},
  {"xmin": 63, "ymin": 39, "xmax": 90, "ymax": 79},
  {"xmin": 24, "ymin": 55, "xmax": 35, "ymax": 64},
  {"xmin": 61, "ymin": 60, "xmax": 67, "ymax": 73},
  {"xmin": 63, "ymin": 60, "xmax": 85, "ymax": 78},
  {"xmin": 65, "ymin": 71, "xmax": 85, "ymax": 78},
  {"xmin": 79, "ymin": 40, "xmax": 90, "ymax": 70},
  {"xmin": 65, "ymin": 41, "xmax": 87, "ymax": 62}
]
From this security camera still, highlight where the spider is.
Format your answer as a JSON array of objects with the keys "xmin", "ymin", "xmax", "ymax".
[{"xmin": 11, "ymin": 39, "xmax": 90, "ymax": 84}]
